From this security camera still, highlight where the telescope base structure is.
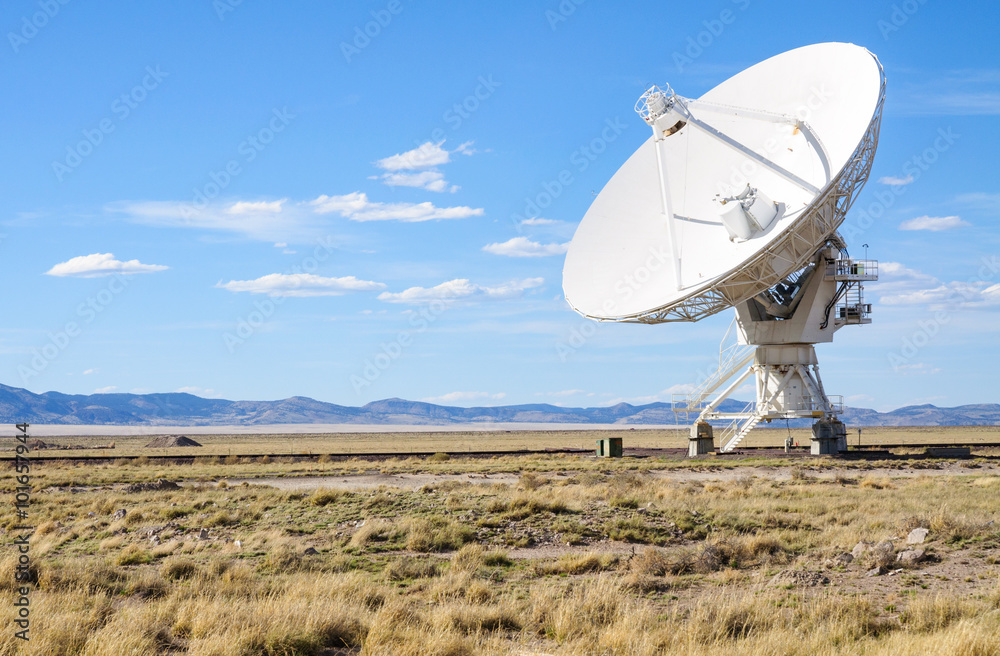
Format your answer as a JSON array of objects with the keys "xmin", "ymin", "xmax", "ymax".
[
  {"xmin": 669, "ymin": 246, "xmax": 877, "ymax": 457},
  {"xmin": 811, "ymin": 418, "xmax": 848, "ymax": 455},
  {"xmin": 688, "ymin": 422, "xmax": 715, "ymax": 457}
]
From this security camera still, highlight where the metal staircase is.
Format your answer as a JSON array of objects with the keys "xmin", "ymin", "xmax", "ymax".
[
  {"xmin": 672, "ymin": 317, "xmax": 755, "ymax": 420},
  {"xmin": 720, "ymin": 406, "xmax": 763, "ymax": 452}
]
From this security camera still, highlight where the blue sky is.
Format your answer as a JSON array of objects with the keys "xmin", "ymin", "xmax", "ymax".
[{"xmin": 2, "ymin": 0, "xmax": 998, "ymax": 412}]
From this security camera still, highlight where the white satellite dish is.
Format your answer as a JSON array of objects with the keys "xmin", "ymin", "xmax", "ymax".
[{"xmin": 562, "ymin": 43, "xmax": 885, "ymax": 455}]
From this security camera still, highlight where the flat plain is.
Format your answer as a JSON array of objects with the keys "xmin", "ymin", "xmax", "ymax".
[{"xmin": 4, "ymin": 427, "xmax": 1000, "ymax": 655}]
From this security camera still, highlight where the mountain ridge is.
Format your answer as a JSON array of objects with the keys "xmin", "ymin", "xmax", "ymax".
[{"xmin": 0, "ymin": 384, "xmax": 996, "ymax": 427}]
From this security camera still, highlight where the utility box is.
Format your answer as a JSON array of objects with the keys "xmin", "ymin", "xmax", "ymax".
[{"xmin": 596, "ymin": 437, "xmax": 623, "ymax": 458}]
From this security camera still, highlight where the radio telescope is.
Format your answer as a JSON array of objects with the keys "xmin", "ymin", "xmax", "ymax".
[{"xmin": 562, "ymin": 43, "xmax": 885, "ymax": 456}]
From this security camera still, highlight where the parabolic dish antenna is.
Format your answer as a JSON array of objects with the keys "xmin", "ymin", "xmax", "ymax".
[{"xmin": 563, "ymin": 43, "xmax": 885, "ymax": 455}]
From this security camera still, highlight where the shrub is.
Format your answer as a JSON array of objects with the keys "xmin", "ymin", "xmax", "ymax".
[
  {"xmin": 350, "ymin": 520, "xmax": 403, "ymax": 548},
  {"xmin": 309, "ymin": 488, "xmax": 346, "ymax": 507},
  {"xmin": 205, "ymin": 510, "xmax": 238, "ymax": 527},
  {"xmin": 384, "ymin": 558, "xmax": 439, "ymax": 581},
  {"xmin": 162, "ymin": 558, "xmax": 200, "ymax": 580},
  {"xmin": 162, "ymin": 505, "xmax": 194, "ymax": 520},
  {"xmin": 536, "ymin": 553, "xmax": 618, "ymax": 576},
  {"xmin": 405, "ymin": 518, "xmax": 475, "ymax": 552},
  {"xmin": 117, "ymin": 544, "xmax": 152, "ymax": 566}
]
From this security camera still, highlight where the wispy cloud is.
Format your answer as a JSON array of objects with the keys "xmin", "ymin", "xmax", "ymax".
[
  {"xmin": 894, "ymin": 69, "xmax": 1000, "ymax": 115},
  {"xmin": 377, "ymin": 277, "xmax": 544, "ymax": 304},
  {"xmin": 311, "ymin": 192, "xmax": 482, "ymax": 222},
  {"xmin": 228, "ymin": 199, "xmax": 286, "ymax": 214},
  {"xmin": 111, "ymin": 192, "xmax": 483, "ymax": 239},
  {"xmin": 420, "ymin": 391, "xmax": 506, "ymax": 404},
  {"xmin": 898, "ymin": 215, "xmax": 970, "ymax": 231},
  {"xmin": 217, "ymin": 273, "xmax": 386, "ymax": 297},
  {"xmin": 174, "ymin": 386, "xmax": 220, "ymax": 397},
  {"xmin": 892, "ymin": 363, "xmax": 943, "ymax": 376},
  {"xmin": 93, "ymin": 386, "xmax": 117, "ymax": 394},
  {"xmin": 45, "ymin": 253, "xmax": 168, "ymax": 278},
  {"xmin": 873, "ymin": 261, "xmax": 1000, "ymax": 308},
  {"xmin": 482, "ymin": 237, "xmax": 569, "ymax": 257},
  {"xmin": 520, "ymin": 217, "xmax": 561, "ymax": 226},
  {"xmin": 108, "ymin": 199, "xmax": 324, "ymax": 243},
  {"xmin": 957, "ymin": 192, "xmax": 1000, "ymax": 212},
  {"xmin": 878, "ymin": 175, "xmax": 914, "ymax": 186},
  {"xmin": 380, "ymin": 170, "xmax": 455, "ymax": 193},
  {"xmin": 538, "ymin": 389, "xmax": 589, "ymax": 398}
]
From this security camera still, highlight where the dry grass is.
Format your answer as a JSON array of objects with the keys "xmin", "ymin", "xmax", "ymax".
[{"xmin": 6, "ymin": 449, "xmax": 1000, "ymax": 654}]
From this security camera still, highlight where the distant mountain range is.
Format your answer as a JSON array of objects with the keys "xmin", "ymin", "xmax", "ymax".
[{"xmin": 0, "ymin": 384, "xmax": 996, "ymax": 427}]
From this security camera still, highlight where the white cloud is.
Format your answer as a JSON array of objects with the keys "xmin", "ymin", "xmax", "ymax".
[
  {"xmin": 873, "ymin": 261, "xmax": 1000, "ymax": 308},
  {"xmin": 217, "ymin": 273, "xmax": 386, "ymax": 297},
  {"xmin": 82, "ymin": 369, "xmax": 96, "ymax": 375},
  {"xmin": 898, "ymin": 215, "xmax": 970, "ymax": 231},
  {"xmin": 93, "ymin": 386, "xmax": 117, "ymax": 394},
  {"xmin": 228, "ymin": 199, "xmax": 286, "ymax": 214},
  {"xmin": 174, "ymin": 386, "xmax": 219, "ymax": 397},
  {"xmin": 375, "ymin": 140, "xmax": 476, "ymax": 171},
  {"xmin": 520, "ymin": 217, "xmax": 560, "ymax": 226},
  {"xmin": 483, "ymin": 237, "xmax": 569, "ymax": 257},
  {"xmin": 893, "ymin": 363, "xmax": 943, "ymax": 376},
  {"xmin": 420, "ymin": 391, "xmax": 506, "ymax": 404},
  {"xmin": 311, "ymin": 192, "xmax": 482, "ymax": 222},
  {"xmin": 108, "ymin": 199, "xmax": 325, "ymax": 243},
  {"xmin": 45, "ymin": 253, "xmax": 168, "ymax": 278},
  {"xmin": 376, "ymin": 141, "xmax": 451, "ymax": 171},
  {"xmin": 879, "ymin": 175, "xmax": 914, "ymax": 186},
  {"xmin": 958, "ymin": 192, "xmax": 1000, "ymax": 211},
  {"xmin": 377, "ymin": 277, "xmax": 544, "ymax": 304},
  {"xmin": 113, "ymin": 191, "xmax": 482, "ymax": 238},
  {"xmin": 380, "ymin": 170, "xmax": 457, "ymax": 193},
  {"xmin": 374, "ymin": 141, "xmax": 475, "ymax": 192}
]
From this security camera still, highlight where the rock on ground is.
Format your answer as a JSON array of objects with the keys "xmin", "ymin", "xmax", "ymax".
[
  {"xmin": 907, "ymin": 527, "xmax": 930, "ymax": 545},
  {"xmin": 852, "ymin": 541, "xmax": 873, "ymax": 559},
  {"xmin": 124, "ymin": 479, "xmax": 181, "ymax": 493},
  {"xmin": 770, "ymin": 570, "xmax": 830, "ymax": 587},
  {"xmin": 897, "ymin": 549, "xmax": 926, "ymax": 565}
]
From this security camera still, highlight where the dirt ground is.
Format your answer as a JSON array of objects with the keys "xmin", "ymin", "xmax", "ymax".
[{"xmin": 225, "ymin": 460, "xmax": 1000, "ymax": 491}]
